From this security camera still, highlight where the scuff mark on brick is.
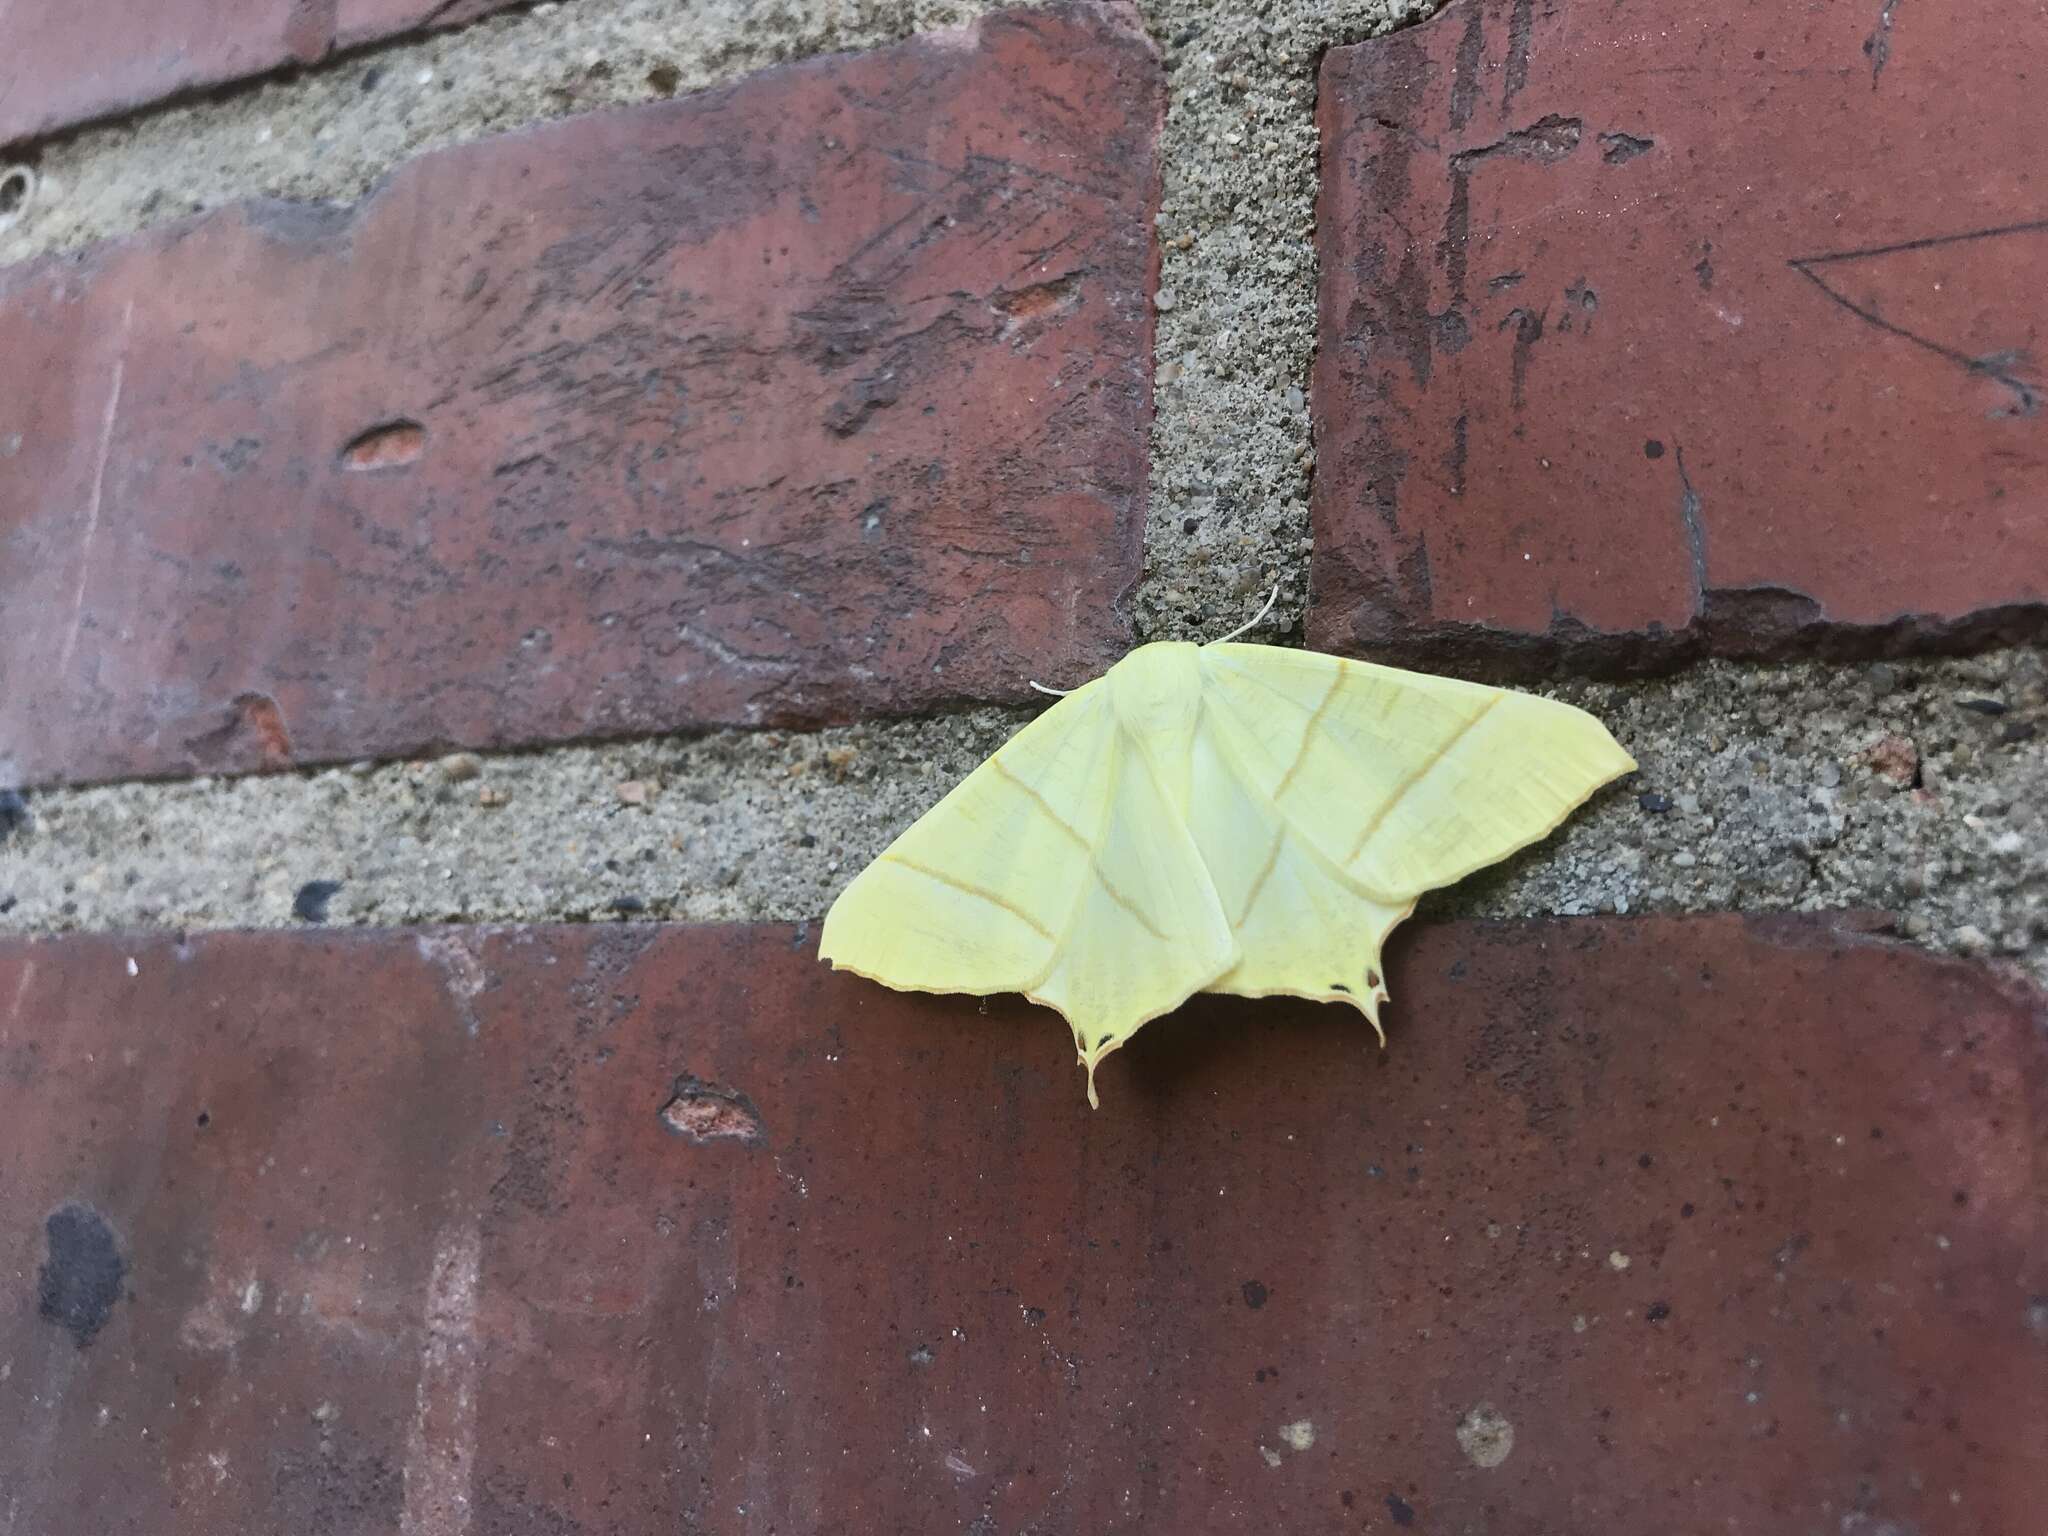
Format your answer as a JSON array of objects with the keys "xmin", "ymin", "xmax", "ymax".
[
  {"xmin": 183, "ymin": 691, "xmax": 294, "ymax": 770},
  {"xmin": 1598, "ymin": 131, "xmax": 1654, "ymax": 164},
  {"xmin": 398, "ymin": 1223, "xmax": 481, "ymax": 1536},
  {"xmin": 36, "ymin": 1202, "xmax": 125, "ymax": 1348},
  {"xmin": 417, "ymin": 932, "xmax": 487, "ymax": 1037},
  {"xmin": 340, "ymin": 419, "xmax": 427, "ymax": 470},
  {"xmin": 659, "ymin": 1075, "xmax": 765, "ymax": 1145}
]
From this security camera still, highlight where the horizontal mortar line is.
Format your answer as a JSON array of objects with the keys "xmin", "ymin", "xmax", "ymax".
[
  {"xmin": 0, "ymin": 635, "xmax": 1968, "ymax": 798},
  {"xmin": 1, "ymin": 644, "xmax": 2039, "ymax": 982},
  {"xmin": 0, "ymin": 0, "xmax": 1035, "ymax": 262},
  {"xmin": 2, "ymin": 0, "xmax": 544, "ymax": 155}
]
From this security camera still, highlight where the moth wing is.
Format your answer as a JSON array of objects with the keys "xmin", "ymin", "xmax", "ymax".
[
  {"xmin": 1182, "ymin": 705, "xmax": 1410, "ymax": 1033},
  {"xmin": 818, "ymin": 686, "xmax": 1118, "ymax": 997},
  {"xmin": 1189, "ymin": 643, "xmax": 1634, "ymax": 1012},
  {"xmin": 819, "ymin": 683, "xmax": 1237, "ymax": 1104}
]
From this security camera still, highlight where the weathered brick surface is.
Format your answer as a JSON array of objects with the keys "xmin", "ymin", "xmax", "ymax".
[
  {"xmin": 0, "ymin": 5, "xmax": 1158, "ymax": 786},
  {"xmin": 2, "ymin": 917, "xmax": 2040, "ymax": 1531},
  {"xmin": 1312, "ymin": 0, "xmax": 2048, "ymax": 671},
  {"xmin": 0, "ymin": 0, "xmax": 522, "ymax": 148}
]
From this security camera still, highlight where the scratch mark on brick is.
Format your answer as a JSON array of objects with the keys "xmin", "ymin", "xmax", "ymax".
[
  {"xmin": 1502, "ymin": 0, "xmax": 1536, "ymax": 113},
  {"xmin": 1675, "ymin": 445, "xmax": 1708, "ymax": 609},
  {"xmin": 399, "ymin": 1224, "xmax": 481, "ymax": 1536},
  {"xmin": 1864, "ymin": 0, "xmax": 1902, "ymax": 86},
  {"xmin": 7, "ymin": 959, "xmax": 35, "ymax": 1027},
  {"xmin": 1496, "ymin": 305, "xmax": 1547, "ymax": 408},
  {"xmin": 1444, "ymin": 117, "xmax": 1582, "ymax": 299},
  {"xmin": 58, "ymin": 299, "xmax": 132, "ymax": 679},
  {"xmin": 1449, "ymin": 4, "xmax": 1485, "ymax": 130},
  {"xmin": 1789, "ymin": 219, "xmax": 2048, "ymax": 414}
]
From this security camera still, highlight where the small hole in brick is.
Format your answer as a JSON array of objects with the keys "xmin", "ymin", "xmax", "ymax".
[
  {"xmin": 0, "ymin": 166, "xmax": 35, "ymax": 221},
  {"xmin": 339, "ymin": 419, "xmax": 426, "ymax": 471},
  {"xmin": 646, "ymin": 63, "xmax": 682, "ymax": 95}
]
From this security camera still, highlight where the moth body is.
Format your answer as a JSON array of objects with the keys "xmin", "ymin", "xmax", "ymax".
[{"xmin": 1103, "ymin": 642, "xmax": 1202, "ymax": 814}]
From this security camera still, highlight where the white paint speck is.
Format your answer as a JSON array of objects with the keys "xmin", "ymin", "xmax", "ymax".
[
  {"xmin": 1607, "ymin": 1250, "xmax": 1631, "ymax": 1271},
  {"xmin": 1278, "ymin": 1420, "xmax": 1316, "ymax": 1452},
  {"xmin": 126, "ymin": 957, "xmax": 139, "ymax": 978},
  {"xmin": 1455, "ymin": 1403, "xmax": 1515, "ymax": 1469}
]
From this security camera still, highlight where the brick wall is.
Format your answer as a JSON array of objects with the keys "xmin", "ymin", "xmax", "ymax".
[{"xmin": 1, "ymin": 2, "xmax": 2043, "ymax": 1532}]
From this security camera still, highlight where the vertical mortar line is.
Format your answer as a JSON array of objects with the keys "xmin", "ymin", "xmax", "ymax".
[{"xmin": 1131, "ymin": 0, "xmax": 1450, "ymax": 648}]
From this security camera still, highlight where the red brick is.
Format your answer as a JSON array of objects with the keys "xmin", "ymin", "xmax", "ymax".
[
  {"xmin": 0, "ymin": 0, "xmax": 521, "ymax": 148},
  {"xmin": 2, "ymin": 916, "xmax": 2040, "ymax": 1531},
  {"xmin": 1311, "ymin": 0, "xmax": 2048, "ymax": 671},
  {"xmin": 0, "ymin": 5, "xmax": 1159, "ymax": 785}
]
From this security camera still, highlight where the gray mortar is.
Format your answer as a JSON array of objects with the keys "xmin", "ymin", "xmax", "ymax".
[
  {"xmin": 5, "ymin": 650, "xmax": 2043, "ymax": 986},
  {"xmin": 1133, "ymin": 0, "xmax": 1435, "ymax": 643},
  {"xmin": 0, "ymin": 0, "xmax": 2041, "ymax": 992}
]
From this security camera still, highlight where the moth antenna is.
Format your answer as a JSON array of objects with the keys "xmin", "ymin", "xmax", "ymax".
[
  {"xmin": 1212, "ymin": 582, "xmax": 1281, "ymax": 645},
  {"xmin": 1028, "ymin": 681, "xmax": 1072, "ymax": 697}
]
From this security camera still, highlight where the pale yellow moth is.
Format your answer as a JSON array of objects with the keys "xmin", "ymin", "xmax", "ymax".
[{"xmin": 819, "ymin": 597, "xmax": 1635, "ymax": 1105}]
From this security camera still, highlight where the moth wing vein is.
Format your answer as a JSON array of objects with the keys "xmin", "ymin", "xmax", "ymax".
[
  {"xmin": 988, "ymin": 752, "xmax": 1091, "ymax": 850},
  {"xmin": 878, "ymin": 852, "xmax": 1056, "ymax": 941},
  {"xmin": 1344, "ymin": 693, "xmax": 1502, "ymax": 867},
  {"xmin": 1270, "ymin": 666, "xmax": 1347, "ymax": 803}
]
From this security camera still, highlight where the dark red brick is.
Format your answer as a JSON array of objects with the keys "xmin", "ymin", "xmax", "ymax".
[
  {"xmin": 0, "ymin": 5, "xmax": 1158, "ymax": 785},
  {"xmin": 0, "ymin": 0, "xmax": 521, "ymax": 148},
  {"xmin": 1311, "ymin": 0, "xmax": 2048, "ymax": 672},
  {"xmin": 2, "ymin": 916, "xmax": 2040, "ymax": 1531}
]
